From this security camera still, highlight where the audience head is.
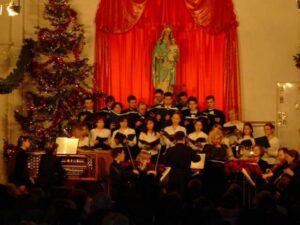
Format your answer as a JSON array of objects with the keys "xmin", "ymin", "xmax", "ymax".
[
  {"xmin": 102, "ymin": 212, "xmax": 129, "ymax": 225},
  {"xmin": 112, "ymin": 102, "xmax": 123, "ymax": 114},
  {"xmin": 105, "ymin": 95, "xmax": 115, "ymax": 108},
  {"xmin": 205, "ymin": 95, "xmax": 215, "ymax": 109},
  {"xmin": 177, "ymin": 91, "xmax": 188, "ymax": 106},
  {"xmin": 164, "ymin": 92, "xmax": 173, "ymax": 106},
  {"xmin": 137, "ymin": 102, "xmax": 147, "ymax": 115},
  {"xmin": 91, "ymin": 192, "xmax": 112, "ymax": 212},
  {"xmin": 277, "ymin": 147, "xmax": 288, "ymax": 162},
  {"xmin": 171, "ymin": 112, "xmax": 181, "ymax": 125},
  {"xmin": 154, "ymin": 89, "xmax": 164, "ymax": 104},
  {"xmin": 188, "ymin": 96, "xmax": 198, "ymax": 111},
  {"xmin": 264, "ymin": 122, "xmax": 275, "ymax": 136},
  {"xmin": 83, "ymin": 97, "xmax": 94, "ymax": 111},
  {"xmin": 17, "ymin": 135, "xmax": 31, "ymax": 150},
  {"xmin": 286, "ymin": 149, "xmax": 299, "ymax": 164},
  {"xmin": 94, "ymin": 116, "xmax": 105, "ymax": 129},
  {"xmin": 243, "ymin": 122, "xmax": 253, "ymax": 137},
  {"xmin": 127, "ymin": 95, "xmax": 137, "ymax": 109}
]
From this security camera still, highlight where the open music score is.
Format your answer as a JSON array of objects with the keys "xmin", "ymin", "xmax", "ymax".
[{"xmin": 56, "ymin": 137, "xmax": 79, "ymax": 155}]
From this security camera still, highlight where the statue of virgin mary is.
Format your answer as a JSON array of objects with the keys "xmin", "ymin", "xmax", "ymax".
[{"xmin": 152, "ymin": 26, "xmax": 179, "ymax": 92}]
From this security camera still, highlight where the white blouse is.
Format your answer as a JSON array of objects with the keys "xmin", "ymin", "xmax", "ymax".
[
  {"xmin": 138, "ymin": 131, "xmax": 162, "ymax": 155},
  {"xmin": 89, "ymin": 128, "xmax": 111, "ymax": 147},
  {"xmin": 163, "ymin": 125, "xmax": 186, "ymax": 148},
  {"xmin": 188, "ymin": 131, "xmax": 208, "ymax": 151},
  {"xmin": 110, "ymin": 128, "xmax": 137, "ymax": 149},
  {"xmin": 262, "ymin": 136, "xmax": 280, "ymax": 165}
]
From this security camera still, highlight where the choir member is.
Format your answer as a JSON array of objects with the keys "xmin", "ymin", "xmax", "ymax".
[
  {"xmin": 203, "ymin": 95, "xmax": 225, "ymax": 130},
  {"xmin": 123, "ymin": 95, "xmax": 138, "ymax": 113},
  {"xmin": 238, "ymin": 122, "xmax": 255, "ymax": 158},
  {"xmin": 102, "ymin": 95, "xmax": 115, "ymax": 112},
  {"xmin": 152, "ymin": 88, "xmax": 164, "ymax": 107},
  {"xmin": 79, "ymin": 97, "xmax": 96, "ymax": 129},
  {"xmin": 71, "ymin": 123, "xmax": 90, "ymax": 149},
  {"xmin": 176, "ymin": 91, "xmax": 188, "ymax": 110},
  {"xmin": 262, "ymin": 123, "xmax": 280, "ymax": 165},
  {"xmin": 89, "ymin": 117, "xmax": 111, "ymax": 149},
  {"xmin": 134, "ymin": 102, "xmax": 147, "ymax": 135},
  {"xmin": 36, "ymin": 142, "xmax": 66, "ymax": 190},
  {"xmin": 238, "ymin": 122, "xmax": 255, "ymax": 145},
  {"xmin": 163, "ymin": 131, "xmax": 200, "ymax": 194},
  {"xmin": 163, "ymin": 112, "xmax": 186, "ymax": 149},
  {"xmin": 223, "ymin": 109, "xmax": 244, "ymax": 132},
  {"xmin": 187, "ymin": 119, "xmax": 208, "ymax": 151},
  {"xmin": 183, "ymin": 96, "xmax": 208, "ymax": 134},
  {"xmin": 10, "ymin": 136, "xmax": 33, "ymax": 192},
  {"xmin": 110, "ymin": 117, "xmax": 137, "ymax": 150},
  {"xmin": 108, "ymin": 102, "xmax": 123, "ymax": 130},
  {"xmin": 138, "ymin": 118, "xmax": 162, "ymax": 162}
]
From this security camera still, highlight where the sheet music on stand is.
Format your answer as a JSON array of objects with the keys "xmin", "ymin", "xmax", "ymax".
[
  {"xmin": 56, "ymin": 137, "xmax": 79, "ymax": 155},
  {"xmin": 191, "ymin": 153, "xmax": 206, "ymax": 170}
]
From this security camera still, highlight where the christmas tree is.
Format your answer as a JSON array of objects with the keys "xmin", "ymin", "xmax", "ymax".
[{"xmin": 15, "ymin": 0, "xmax": 96, "ymax": 146}]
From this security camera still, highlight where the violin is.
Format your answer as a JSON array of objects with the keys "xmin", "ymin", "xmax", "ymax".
[
  {"xmin": 273, "ymin": 161, "xmax": 297, "ymax": 192},
  {"xmin": 120, "ymin": 160, "xmax": 166, "ymax": 174}
]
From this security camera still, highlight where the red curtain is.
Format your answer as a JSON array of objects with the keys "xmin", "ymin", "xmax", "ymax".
[{"xmin": 94, "ymin": 0, "xmax": 240, "ymax": 115}]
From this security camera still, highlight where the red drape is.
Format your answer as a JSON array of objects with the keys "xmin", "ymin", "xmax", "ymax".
[{"xmin": 94, "ymin": 0, "xmax": 240, "ymax": 115}]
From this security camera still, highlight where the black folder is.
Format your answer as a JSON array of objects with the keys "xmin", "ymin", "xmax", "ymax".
[
  {"xmin": 223, "ymin": 125, "xmax": 237, "ymax": 135},
  {"xmin": 139, "ymin": 138, "xmax": 161, "ymax": 149},
  {"xmin": 114, "ymin": 132, "xmax": 135, "ymax": 144},
  {"xmin": 255, "ymin": 136, "xmax": 270, "ymax": 148},
  {"xmin": 188, "ymin": 137, "xmax": 207, "ymax": 144},
  {"xmin": 239, "ymin": 139, "xmax": 253, "ymax": 147},
  {"xmin": 161, "ymin": 130, "xmax": 174, "ymax": 142}
]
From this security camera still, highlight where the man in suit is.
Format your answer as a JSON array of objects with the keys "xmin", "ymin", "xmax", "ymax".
[
  {"xmin": 202, "ymin": 95, "xmax": 225, "ymax": 131},
  {"xmin": 163, "ymin": 131, "xmax": 200, "ymax": 194}
]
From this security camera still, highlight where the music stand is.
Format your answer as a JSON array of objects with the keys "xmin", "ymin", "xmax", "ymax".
[
  {"xmin": 191, "ymin": 153, "xmax": 206, "ymax": 170},
  {"xmin": 56, "ymin": 137, "xmax": 79, "ymax": 155}
]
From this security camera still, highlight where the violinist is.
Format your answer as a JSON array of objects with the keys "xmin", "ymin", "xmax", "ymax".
[
  {"xmin": 275, "ymin": 150, "xmax": 300, "ymax": 205},
  {"xmin": 262, "ymin": 147, "xmax": 288, "ymax": 182},
  {"xmin": 110, "ymin": 148, "xmax": 139, "ymax": 201},
  {"xmin": 251, "ymin": 145, "xmax": 269, "ymax": 173}
]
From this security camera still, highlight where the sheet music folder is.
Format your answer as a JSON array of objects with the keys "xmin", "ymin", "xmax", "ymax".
[{"xmin": 56, "ymin": 137, "xmax": 79, "ymax": 154}]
